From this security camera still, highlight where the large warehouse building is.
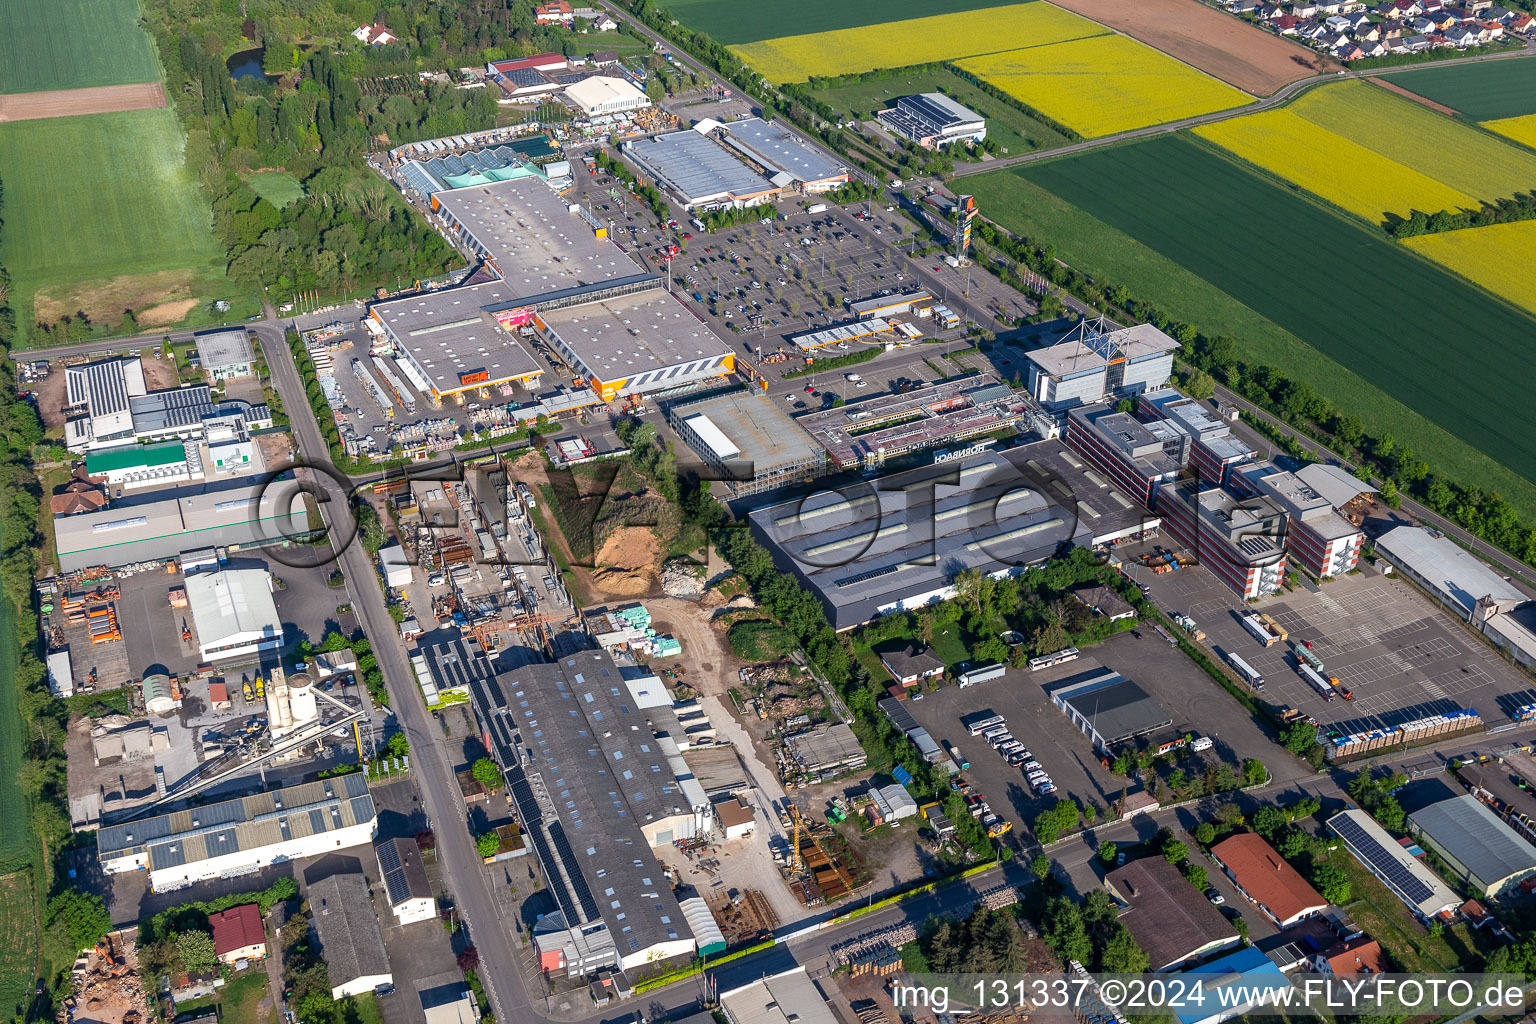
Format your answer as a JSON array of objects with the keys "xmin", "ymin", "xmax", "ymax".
[
  {"xmin": 622, "ymin": 128, "xmax": 779, "ymax": 210},
  {"xmin": 1408, "ymin": 794, "xmax": 1536, "ymax": 897},
  {"xmin": 749, "ymin": 451, "xmax": 1085, "ymax": 629},
  {"xmin": 370, "ymin": 175, "xmax": 734, "ymax": 404},
  {"xmin": 96, "ymin": 773, "xmax": 377, "ymax": 891},
  {"xmin": 465, "ymin": 644, "xmax": 701, "ymax": 977},
  {"xmin": 718, "ymin": 118, "xmax": 849, "ymax": 193},
  {"xmin": 54, "ymin": 482, "xmax": 311, "ymax": 572},
  {"xmin": 667, "ymin": 391, "xmax": 824, "ymax": 497},
  {"xmin": 185, "ymin": 568, "xmax": 283, "ymax": 663}
]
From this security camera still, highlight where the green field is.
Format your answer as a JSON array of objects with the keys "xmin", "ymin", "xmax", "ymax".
[
  {"xmin": 969, "ymin": 135, "xmax": 1536, "ymax": 511},
  {"xmin": 246, "ymin": 171, "xmax": 306, "ymax": 208},
  {"xmin": 662, "ymin": 0, "xmax": 1029, "ymax": 45},
  {"xmin": 0, "ymin": 109, "xmax": 228, "ymax": 342},
  {"xmin": 0, "ymin": 0, "xmax": 161, "ymax": 94},
  {"xmin": 0, "ymin": 872, "xmax": 35, "ymax": 1021},
  {"xmin": 1383, "ymin": 60, "xmax": 1536, "ymax": 120},
  {"xmin": 814, "ymin": 71, "xmax": 1071, "ymax": 154},
  {"xmin": 0, "ymin": 522, "xmax": 27, "ymax": 868}
]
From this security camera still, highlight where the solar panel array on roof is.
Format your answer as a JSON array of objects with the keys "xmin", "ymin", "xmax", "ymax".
[
  {"xmin": 1331, "ymin": 813, "xmax": 1435, "ymax": 905},
  {"xmin": 378, "ymin": 837, "xmax": 411, "ymax": 905}
]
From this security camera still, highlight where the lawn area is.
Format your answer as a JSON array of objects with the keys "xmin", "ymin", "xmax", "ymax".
[
  {"xmin": 929, "ymin": 623, "xmax": 970, "ymax": 667},
  {"xmin": 214, "ymin": 968, "xmax": 274, "ymax": 1024},
  {"xmin": 813, "ymin": 69, "xmax": 1072, "ymax": 154},
  {"xmin": 245, "ymin": 171, "xmax": 305, "ymax": 209},
  {"xmin": 965, "ymin": 166, "xmax": 1536, "ymax": 523},
  {"xmin": 1328, "ymin": 850, "xmax": 1471, "ymax": 972},
  {"xmin": 730, "ymin": 3, "xmax": 1100, "ymax": 84},
  {"xmin": 1382, "ymin": 60, "xmax": 1536, "ymax": 120},
  {"xmin": 957, "ymin": 34, "xmax": 1252, "ymax": 138},
  {"xmin": 663, "ymin": 0, "xmax": 1030, "ymax": 46},
  {"xmin": 1010, "ymin": 134, "xmax": 1536, "ymax": 492},
  {"xmin": 0, "ymin": 0, "xmax": 161, "ymax": 94},
  {"xmin": 34, "ymin": 465, "xmax": 69, "ymax": 576},
  {"xmin": 0, "ymin": 521, "xmax": 28, "ymax": 869},
  {"xmin": 0, "ymin": 871, "xmax": 37, "ymax": 1022},
  {"xmin": 566, "ymin": 32, "xmax": 650, "ymax": 57},
  {"xmin": 0, "ymin": 109, "xmax": 230, "ymax": 344}
]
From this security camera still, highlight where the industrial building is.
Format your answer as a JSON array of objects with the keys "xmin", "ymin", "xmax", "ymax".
[
  {"xmin": 1210, "ymin": 833, "xmax": 1328, "ymax": 927},
  {"xmin": 1251, "ymin": 470, "xmax": 1363, "ymax": 579},
  {"xmin": 536, "ymin": 291, "xmax": 735, "ymax": 401},
  {"xmin": 719, "ymin": 968, "xmax": 838, "ymax": 1024},
  {"xmin": 85, "ymin": 440, "xmax": 202, "ymax": 491},
  {"xmin": 395, "ymin": 139, "xmax": 569, "ymax": 201},
  {"xmin": 310, "ymin": 872, "xmax": 394, "ymax": 998},
  {"xmin": 878, "ymin": 697, "xmax": 944, "ymax": 764},
  {"xmin": 209, "ymin": 904, "xmax": 267, "ymax": 965},
  {"xmin": 1025, "ymin": 317, "xmax": 1180, "ymax": 411},
  {"xmin": 1409, "ymin": 794, "xmax": 1536, "ymax": 897},
  {"xmin": 63, "ymin": 357, "xmax": 266, "ymax": 454},
  {"xmin": 622, "ymin": 128, "xmax": 778, "ymax": 210},
  {"xmin": 53, "ymin": 482, "xmax": 311, "ymax": 572},
  {"xmin": 377, "ymin": 835, "xmax": 437, "ymax": 924},
  {"xmin": 1001, "ymin": 440, "xmax": 1162, "ymax": 547},
  {"xmin": 1047, "ymin": 668, "xmax": 1171, "ymax": 754},
  {"xmin": 1063, "ymin": 403, "xmax": 1183, "ymax": 507},
  {"xmin": 782, "ymin": 723, "xmax": 868, "ymax": 781},
  {"xmin": 848, "ymin": 291, "xmax": 932, "ymax": 320},
  {"xmin": 667, "ymin": 391, "xmax": 824, "ymax": 497},
  {"xmin": 1327, "ymin": 809, "xmax": 1461, "ymax": 919},
  {"xmin": 96, "ymin": 773, "xmax": 377, "ymax": 891},
  {"xmin": 466, "ymin": 645, "xmax": 700, "ymax": 977},
  {"xmin": 798, "ymin": 375, "xmax": 1051, "ymax": 471},
  {"xmin": 564, "ymin": 75, "xmax": 650, "ymax": 116},
  {"xmin": 749, "ymin": 451, "xmax": 1085, "ymax": 630},
  {"xmin": 1105, "ymin": 856, "xmax": 1240, "ymax": 971},
  {"xmin": 1156, "ymin": 480, "xmax": 1288, "ymax": 599},
  {"xmin": 1169, "ymin": 947, "xmax": 1294, "ymax": 1024},
  {"xmin": 185, "ymin": 569, "xmax": 283, "ymax": 663},
  {"xmin": 717, "ymin": 118, "xmax": 849, "ymax": 193},
  {"xmin": 372, "ymin": 175, "xmax": 736, "ymax": 404},
  {"xmin": 193, "ymin": 329, "xmax": 256, "ymax": 380},
  {"xmin": 1137, "ymin": 387, "xmax": 1255, "ymax": 488},
  {"xmin": 1375, "ymin": 525, "xmax": 1536, "ymax": 668},
  {"xmin": 878, "ymin": 92, "xmax": 987, "ymax": 149}
]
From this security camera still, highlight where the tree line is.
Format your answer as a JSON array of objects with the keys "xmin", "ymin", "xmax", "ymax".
[{"xmin": 1386, "ymin": 190, "xmax": 1536, "ymax": 238}]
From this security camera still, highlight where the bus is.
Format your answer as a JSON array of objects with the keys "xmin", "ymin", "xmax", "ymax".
[
  {"xmin": 1226, "ymin": 651, "xmax": 1265, "ymax": 691},
  {"xmin": 966, "ymin": 714, "xmax": 1007, "ymax": 737},
  {"xmin": 1028, "ymin": 647, "xmax": 1080, "ymax": 672},
  {"xmin": 945, "ymin": 741, "xmax": 970, "ymax": 770}
]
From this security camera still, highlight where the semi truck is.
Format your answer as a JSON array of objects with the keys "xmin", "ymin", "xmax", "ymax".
[
  {"xmin": 1292, "ymin": 642, "xmax": 1325, "ymax": 673},
  {"xmin": 1299, "ymin": 664, "xmax": 1337, "ymax": 701},
  {"xmin": 945, "ymin": 741, "xmax": 970, "ymax": 770},
  {"xmin": 959, "ymin": 663, "xmax": 1006, "ymax": 687},
  {"xmin": 1242, "ymin": 613, "xmax": 1283, "ymax": 647}
]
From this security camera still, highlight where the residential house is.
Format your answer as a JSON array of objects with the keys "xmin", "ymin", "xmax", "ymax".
[
  {"xmin": 1233, "ymin": 0, "xmax": 1260, "ymax": 13},
  {"xmin": 1401, "ymin": 31, "xmax": 1434, "ymax": 46},
  {"xmin": 1293, "ymin": 0, "xmax": 1321, "ymax": 16},
  {"xmin": 1210, "ymin": 833, "xmax": 1330, "ymax": 928},
  {"xmin": 1446, "ymin": 23, "xmax": 1480, "ymax": 43},
  {"xmin": 1326, "ymin": 14, "xmax": 1354, "ymax": 30},
  {"xmin": 1335, "ymin": 39, "xmax": 1366, "ymax": 56},
  {"xmin": 1258, "ymin": 3, "xmax": 1285, "ymax": 17},
  {"xmin": 351, "ymin": 23, "xmax": 397, "ymax": 45},
  {"xmin": 1508, "ymin": 12, "xmax": 1533, "ymax": 32},
  {"xmin": 1356, "ymin": 21, "xmax": 1383, "ymax": 38},
  {"xmin": 1412, "ymin": 14, "xmax": 1439, "ymax": 30},
  {"xmin": 1316, "ymin": 0, "xmax": 1345, "ymax": 13},
  {"xmin": 209, "ymin": 905, "xmax": 268, "ymax": 966},
  {"xmin": 1347, "ymin": 10, "xmax": 1376, "ymax": 29},
  {"xmin": 1338, "ymin": 0, "xmax": 1367, "ymax": 9},
  {"xmin": 877, "ymin": 644, "xmax": 946, "ymax": 687},
  {"xmin": 1356, "ymin": 37, "xmax": 1390, "ymax": 53},
  {"xmin": 1467, "ymin": 0, "xmax": 1494, "ymax": 9},
  {"xmin": 1313, "ymin": 937, "xmax": 1387, "ymax": 976},
  {"xmin": 1488, "ymin": 4, "xmax": 1512, "ymax": 18},
  {"xmin": 1299, "ymin": 19, "xmax": 1331, "ymax": 38},
  {"xmin": 535, "ymin": 1, "xmax": 575, "ymax": 24},
  {"xmin": 592, "ymin": 13, "xmax": 618, "ymax": 30},
  {"xmin": 1274, "ymin": 13, "xmax": 1303, "ymax": 30},
  {"xmin": 1379, "ymin": 22, "xmax": 1404, "ymax": 39}
]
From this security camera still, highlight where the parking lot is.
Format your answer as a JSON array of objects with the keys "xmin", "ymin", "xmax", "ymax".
[{"xmin": 1130, "ymin": 557, "xmax": 1535, "ymax": 731}]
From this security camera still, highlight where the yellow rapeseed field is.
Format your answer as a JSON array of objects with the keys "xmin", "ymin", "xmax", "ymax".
[
  {"xmin": 1289, "ymin": 80, "xmax": 1536, "ymax": 201},
  {"xmin": 1195, "ymin": 108, "xmax": 1477, "ymax": 224},
  {"xmin": 1482, "ymin": 113, "xmax": 1536, "ymax": 153},
  {"xmin": 729, "ymin": 3, "xmax": 1105, "ymax": 84},
  {"xmin": 1405, "ymin": 221, "xmax": 1536, "ymax": 316},
  {"xmin": 957, "ymin": 35, "xmax": 1250, "ymax": 138}
]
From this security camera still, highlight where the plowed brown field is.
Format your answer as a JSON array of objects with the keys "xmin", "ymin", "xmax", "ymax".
[
  {"xmin": 1044, "ymin": 0, "xmax": 1332, "ymax": 95},
  {"xmin": 0, "ymin": 81, "xmax": 165, "ymax": 122}
]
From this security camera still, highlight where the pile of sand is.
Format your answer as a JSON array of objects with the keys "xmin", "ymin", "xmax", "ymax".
[{"xmin": 591, "ymin": 527, "xmax": 663, "ymax": 596}]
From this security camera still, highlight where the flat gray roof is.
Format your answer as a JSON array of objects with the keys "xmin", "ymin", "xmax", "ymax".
[
  {"xmin": 433, "ymin": 177, "xmax": 639, "ymax": 292},
  {"xmin": 1002, "ymin": 440, "xmax": 1159, "ymax": 546},
  {"xmin": 1048, "ymin": 668, "xmax": 1171, "ymax": 746},
  {"xmin": 310, "ymin": 872, "xmax": 392, "ymax": 987},
  {"xmin": 540, "ymin": 290, "xmax": 733, "ymax": 382},
  {"xmin": 750, "ymin": 451, "xmax": 1085, "ymax": 629},
  {"xmin": 719, "ymin": 118, "xmax": 846, "ymax": 184},
  {"xmin": 1029, "ymin": 321, "xmax": 1181, "ymax": 378},
  {"xmin": 623, "ymin": 130, "xmax": 776, "ymax": 204},
  {"xmin": 670, "ymin": 391, "xmax": 822, "ymax": 474},
  {"xmin": 1295, "ymin": 461, "xmax": 1376, "ymax": 510},
  {"xmin": 1410, "ymin": 794, "xmax": 1536, "ymax": 889},
  {"xmin": 1377, "ymin": 525, "xmax": 1524, "ymax": 612},
  {"xmin": 373, "ymin": 281, "xmax": 545, "ymax": 392},
  {"xmin": 194, "ymin": 329, "xmax": 255, "ymax": 369}
]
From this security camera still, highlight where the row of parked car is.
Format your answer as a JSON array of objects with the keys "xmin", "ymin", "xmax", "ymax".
[{"xmin": 980, "ymin": 720, "xmax": 1056, "ymax": 796}]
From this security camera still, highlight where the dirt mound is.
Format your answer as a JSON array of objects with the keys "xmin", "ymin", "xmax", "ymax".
[
  {"xmin": 138, "ymin": 298, "xmax": 199, "ymax": 326},
  {"xmin": 596, "ymin": 527, "xmax": 661, "ymax": 572},
  {"xmin": 591, "ymin": 568, "xmax": 653, "ymax": 596}
]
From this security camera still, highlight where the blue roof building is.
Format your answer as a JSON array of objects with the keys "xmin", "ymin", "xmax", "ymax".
[{"xmin": 1172, "ymin": 947, "xmax": 1293, "ymax": 1024}]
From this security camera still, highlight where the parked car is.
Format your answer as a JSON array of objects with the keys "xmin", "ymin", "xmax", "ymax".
[{"xmin": 1207, "ymin": 890, "xmax": 1225, "ymax": 905}]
